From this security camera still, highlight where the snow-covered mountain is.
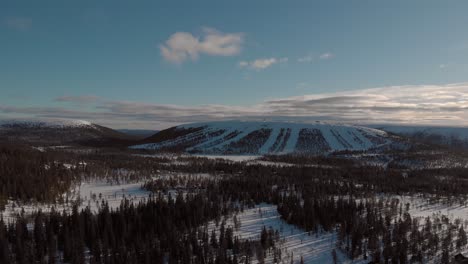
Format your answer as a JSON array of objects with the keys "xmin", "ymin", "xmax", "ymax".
[
  {"xmin": 0, "ymin": 118, "xmax": 135, "ymax": 146},
  {"xmin": 0, "ymin": 118, "xmax": 93, "ymax": 128},
  {"xmin": 373, "ymin": 125, "xmax": 468, "ymax": 149},
  {"xmin": 132, "ymin": 121, "xmax": 394, "ymax": 155}
]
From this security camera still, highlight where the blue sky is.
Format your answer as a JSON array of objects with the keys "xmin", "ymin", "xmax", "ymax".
[{"xmin": 2, "ymin": 0, "xmax": 468, "ymax": 129}]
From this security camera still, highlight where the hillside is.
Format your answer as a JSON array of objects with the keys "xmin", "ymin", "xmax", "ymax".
[
  {"xmin": 132, "ymin": 121, "xmax": 394, "ymax": 155},
  {"xmin": 117, "ymin": 129, "xmax": 158, "ymax": 139},
  {"xmin": 0, "ymin": 118, "xmax": 136, "ymax": 146},
  {"xmin": 374, "ymin": 125, "xmax": 468, "ymax": 149}
]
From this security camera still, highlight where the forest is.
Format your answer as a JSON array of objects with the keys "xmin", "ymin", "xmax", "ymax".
[{"xmin": 1, "ymin": 143, "xmax": 468, "ymax": 263}]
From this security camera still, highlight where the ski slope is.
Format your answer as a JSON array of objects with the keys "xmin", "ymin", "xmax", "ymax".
[{"xmin": 132, "ymin": 120, "xmax": 392, "ymax": 155}]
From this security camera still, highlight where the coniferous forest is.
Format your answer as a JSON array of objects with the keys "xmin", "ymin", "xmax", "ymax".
[{"xmin": 1, "ymin": 143, "xmax": 468, "ymax": 263}]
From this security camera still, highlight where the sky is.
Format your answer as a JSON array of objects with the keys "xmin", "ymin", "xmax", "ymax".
[{"xmin": 1, "ymin": 0, "xmax": 468, "ymax": 129}]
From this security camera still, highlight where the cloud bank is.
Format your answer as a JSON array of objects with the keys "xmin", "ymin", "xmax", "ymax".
[
  {"xmin": 1, "ymin": 83, "xmax": 468, "ymax": 129},
  {"xmin": 160, "ymin": 27, "xmax": 244, "ymax": 64}
]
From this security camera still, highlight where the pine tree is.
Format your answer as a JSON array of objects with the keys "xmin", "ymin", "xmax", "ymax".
[
  {"xmin": 441, "ymin": 249, "xmax": 449, "ymax": 264},
  {"xmin": 457, "ymin": 226, "xmax": 467, "ymax": 250},
  {"xmin": 332, "ymin": 249, "xmax": 338, "ymax": 264},
  {"xmin": 260, "ymin": 226, "xmax": 268, "ymax": 249},
  {"xmin": 211, "ymin": 230, "xmax": 218, "ymax": 249}
]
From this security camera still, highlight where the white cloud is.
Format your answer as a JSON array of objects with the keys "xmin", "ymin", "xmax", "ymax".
[
  {"xmin": 2, "ymin": 83, "xmax": 468, "ymax": 129},
  {"xmin": 250, "ymin": 58, "xmax": 277, "ymax": 69},
  {"xmin": 439, "ymin": 64, "xmax": 448, "ymax": 69},
  {"xmin": 239, "ymin": 57, "xmax": 288, "ymax": 70},
  {"xmin": 5, "ymin": 17, "xmax": 32, "ymax": 31},
  {"xmin": 160, "ymin": 27, "xmax": 244, "ymax": 64},
  {"xmin": 319, "ymin": 52, "xmax": 334, "ymax": 60},
  {"xmin": 297, "ymin": 54, "xmax": 314, "ymax": 63},
  {"xmin": 298, "ymin": 52, "xmax": 334, "ymax": 62},
  {"xmin": 238, "ymin": 61, "xmax": 249, "ymax": 67}
]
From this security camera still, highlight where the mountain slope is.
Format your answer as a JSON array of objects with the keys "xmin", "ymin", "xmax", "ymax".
[
  {"xmin": 0, "ymin": 118, "xmax": 137, "ymax": 146},
  {"xmin": 132, "ymin": 121, "xmax": 393, "ymax": 155},
  {"xmin": 117, "ymin": 129, "xmax": 158, "ymax": 139},
  {"xmin": 373, "ymin": 125, "xmax": 468, "ymax": 149}
]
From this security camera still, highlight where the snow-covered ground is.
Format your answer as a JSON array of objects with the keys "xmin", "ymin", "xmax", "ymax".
[
  {"xmin": 398, "ymin": 195, "xmax": 468, "ymax": 221},
  {"xmin": 1, "ymin": 179, "xmax": 152, "ymax": 222},
  {"xmin": 3, "ymin": 182, "xmax": 468, "ymax": 262},
  {"xmin": 207, "ymin": 203, "xmax": 364, "ymax": 264},
  {"xmin": 0, "ymin": 171, "xmax": 218, "ymax": 222},
  {"xmin": 134, "ymin": 153, "xmax": 334, "ymax": 167},
  {"xmin": 76, "ymin": 180, "xmax": 152, "ymax": 211},
  {"xmin": 204, "ymin": 196, "xmax": 468, "ymax": 263},
  {"xmin": 192, "ymin": 154, "xmax": 261, "ymax": 162}
]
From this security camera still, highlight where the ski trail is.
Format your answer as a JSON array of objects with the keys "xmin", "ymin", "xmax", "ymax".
[
  {"xmin": 259, "ymin": 127, "xmax": 280, "ymax": 154},
  {"xmin": 283, "ymin": 127, "xmax": 300, "ymax": 153}
]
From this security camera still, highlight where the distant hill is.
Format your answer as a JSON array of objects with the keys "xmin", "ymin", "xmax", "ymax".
[
  {"xmin": 0, "ymin": 118, "xmax": 137, "ymax": 147},
  {"xmin": 373, "ymin": 125, "xmax": 468, "ymax": 149},
  {"xmin": 131, "ymin": 120, "xmax": 395, "ymax": 155},
  {"xmin": 117, "ymin": 129, "xmax": 158, "ymax": 139}
]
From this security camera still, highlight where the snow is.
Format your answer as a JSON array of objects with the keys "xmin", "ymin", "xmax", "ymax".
[
  {"xmin": 397, "ymin": 195, "xmax": 468, "ymax": 220},
  {"xmin": 188, "ymin": 127, "xmax": 235, "ymax": 150},
  {"xmin": 320, "ymin": 126, "xmax": 343, "ymax": 151},
  {"xmin": 258, "ymin": 127, "xmax": 281, "ymax": 154},
  {"xmin": 374, "ymin": 125, "xmax": 468, "ymax": 141},
  {"xmin": 76, "ymin": 180, "xmax": 151, "ymax": 211},
  {"xmin": 192, "ymin": 155, "xmax": 261, "ymax": 162},
  {"xmin": 207, "ymin": 203, "xmax": 364, "ymax": 263},
  {"xmin": 0, "ymin": 179, "xmax": 152, "ymax": 222},
  {"xmin": 205, "ymin": 125, "xmax": 258, "ymax": 151},
  {"xmin": 32, "ymin": 146, "xmax": 46, "ymax": 152},
  {"xmin": 0, "ymin": 118, "xmax": 93, "ymax": 128},
  {"xmin": 132, "ymin": 120, "xmax": 391, "ymax": 155},
  {"xmin": 0, "ymin": 172, "xmax": 216, "ymax": 221},
  {"xmin": 282, "ymin": 127, "xmax": 300, "ymax": 153}
]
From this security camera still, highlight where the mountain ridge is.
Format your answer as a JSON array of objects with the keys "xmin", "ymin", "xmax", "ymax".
[{"xmin": 0, "ymin": 118, "xmax": 137, "ymax": 146}]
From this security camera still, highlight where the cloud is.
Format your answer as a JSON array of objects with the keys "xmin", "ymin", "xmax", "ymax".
[
  {"xmin": 263, "ymin": 83, "xmax": 468, "ymax": 125},
  {"xmin": 2, "ymin": 83, "xmax": 468, "ymax": 129},
  {"xmin": 298, "ymin": 52, "xmax": 334, "ymax": 62},
  {"xmin": 5, "ymin": 17, "xmax": 32, "ymax": 31},
  {"xmin": 239, "ymin": 57, "xmax": 288, "ymax": 70},
  {"xmin": 319, "ymin": 52, "xmax": 334, "ymax": 60},
  {"xmin": 160, "ymin": 27, "xmax": 244, "ymax": 64},
  {"xmin": 54, "ymin": 95, "xmax": 100, "ymax": 104},
  {"xmin": 238, "ymin": 61, "xmax": 249, "ymax": 67},
  {"xmin": 297, "ymin": 54, "xmax": 314, "ymax": 63}
]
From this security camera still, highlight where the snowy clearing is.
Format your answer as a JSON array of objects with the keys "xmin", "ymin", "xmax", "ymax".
[{"xmin": 207, "ymin": 203, "xmax": 365, "ymax": 264}]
